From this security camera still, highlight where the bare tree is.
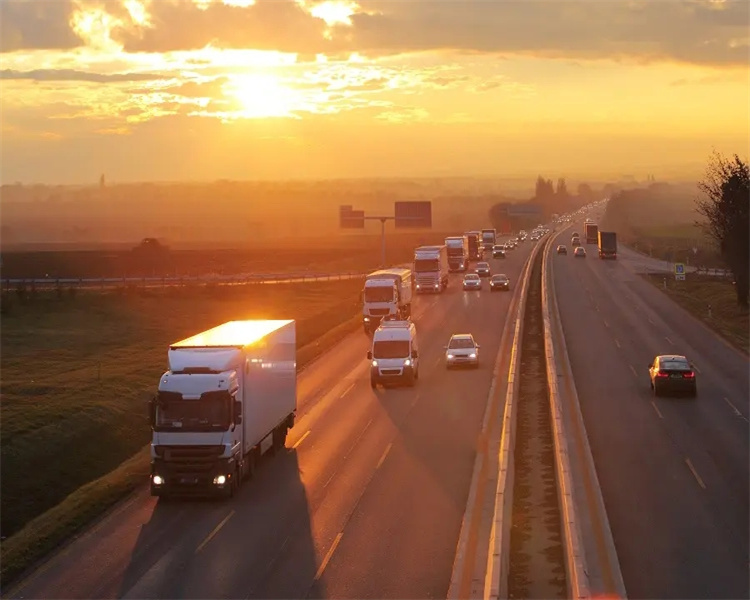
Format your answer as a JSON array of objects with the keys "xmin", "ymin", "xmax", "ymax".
[{"xmin": 696, "ymin": 152, "xmax": 749, "ymax": 308}]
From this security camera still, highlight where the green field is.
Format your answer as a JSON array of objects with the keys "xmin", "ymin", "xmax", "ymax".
[
  {"xmin": 0, "ymin": 279, "xmax": 364, "ymax": 543},
  {"xmin": 643, "ymin": 274, "xmax": 748, "ymax": 354}
]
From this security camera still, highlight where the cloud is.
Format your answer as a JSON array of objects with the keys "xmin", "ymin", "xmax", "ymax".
[
  {"xmin": 669, "ymin": 72, "xmax": 749, "ymax": 85},
  {"xmin": 2, "ymin": 0, "xmax": 749, "ymax": 66},
  {"xmin": 0, "ymin": 68, "xmax": 166, "ymax": 82}
]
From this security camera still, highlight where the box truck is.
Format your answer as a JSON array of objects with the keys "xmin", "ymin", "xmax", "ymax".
[
  {"xmin": 598, "ymin": 231, "xmax": 617, "ymax": 259},
  {"xmin": 464, "ymin": 231, "xmax": 482, "ymax": 261},
  {"xmin": 445, "ymin": 235, "xmax": 470, "ymax": 272},
  {"xmin": 585, "ymin": 222, "xmax": 599, "ymax": 244},
  {"xmin": 362, "ymin": 268, "xmax": 413, "ymax": 334},
  {"xmin": 413, "ymin": 245, "xmax": 449, "ymax": 293},
  {"xmin": 481, "ymin": 228, "xmax": 497, "ymax": 251},
  {"xmin": 149, "ymin": 320, "xmax": 296, "ymax": 498}
]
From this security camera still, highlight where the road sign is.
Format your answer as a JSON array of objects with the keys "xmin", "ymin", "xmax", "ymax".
[
  {"xmin": 339, "ymin": 205, "xmax": 365, "ymax": 229},
  {"xmin": 676, "ymin": 274, "xmax": 686, "ymax": 281},
  {"xmin": 394, "ymin": 201, "xmax": 432, "ymax": 228},
  {"xmin": 674, "ymin": 263, "xmax": 685, "ymax": 275}
]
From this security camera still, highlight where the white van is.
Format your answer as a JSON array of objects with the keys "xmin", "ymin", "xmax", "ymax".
[{"xmin": 366, "ymin": 319, "xmax": 419, "ymax": 387}]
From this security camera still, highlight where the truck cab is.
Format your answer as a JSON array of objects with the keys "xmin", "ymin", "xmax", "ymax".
[
  {"xmin": 362, "ymin": 268, "xmax": 413, "ymax": 334},
  {"xmin": 367, "ymin": 319, "xmax": 419, "ymax": 387}
]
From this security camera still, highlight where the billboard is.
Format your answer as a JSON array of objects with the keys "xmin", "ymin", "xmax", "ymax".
[
  {"xmin": 394, "ymin": 201, "xmax": 432, "ymax": 229},
  {"xmin": 339, "ymin": 205, "xmax": 365, "ymax": 229}
]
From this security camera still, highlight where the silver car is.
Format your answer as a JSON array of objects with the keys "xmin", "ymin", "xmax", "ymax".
[
  {"xmin": 463, "ymin": 273, "xmax": 482, "ymax": 290},
  {"xmin": 445, "ymin": 333, "xmax": 481, "ymax": 369}
]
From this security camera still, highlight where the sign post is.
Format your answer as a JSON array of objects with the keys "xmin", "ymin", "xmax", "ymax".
[{"xmin": 674, "ymin": 262, "xmax": 686, "ymax": 281}]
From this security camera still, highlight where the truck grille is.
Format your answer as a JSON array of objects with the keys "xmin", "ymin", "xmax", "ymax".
[
  {"xmin": 155, "ymin": 445, "xmax": 224, "ymax": 475},
  {"xmin": 369, "ymin": 308, "xmax": 390, "ymax": 316}
]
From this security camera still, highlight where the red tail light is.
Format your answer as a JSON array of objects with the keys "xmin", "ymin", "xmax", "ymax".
[
  {"xmin": 683, "ymin": 371, "xmax": 695, "ymax": 378},
  {"xmin": 656, "ymin": 371, "xmax": 669, "ymax": 378}
]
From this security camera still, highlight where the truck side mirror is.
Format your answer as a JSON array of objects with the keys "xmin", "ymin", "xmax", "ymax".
[
  {"xmin": 412, "ymin": 349, "xmax": 418, "ymax": 358},
  {"xmin": 148, "ymin": 396, "xmax": 156, "ymax": 428},
  {"xmin": 367, "ymin": 351, "xmax": 373, "ymax": 360},
  {"xmin": 234, "ymin": 400, "xmax": 242, "ymax": 424}
]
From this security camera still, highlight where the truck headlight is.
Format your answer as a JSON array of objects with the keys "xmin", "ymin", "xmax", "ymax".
[
  {"xmin": 404, "ymin": 359, "xmax": 411, "ymax": 366},
  {"xmin": 152, "ymin": 475, "xmax": 164, "ymax": 486},
  {"xmin": 213, "ymin": 475, "xmax": 227, "ymax": 485},
  {"xmin": 469, "ymin": 353, "xmax": 477, "ymax": 358},
  {"xmin": 372, "ymin": 360, "xmax": 378, "ymax": 367},
  {"xmin": 434, "ymin": 284, "xmax": 439, "ymax": 288},
  {"xmin": 364, "ymin": 317, "xmax": 370, "ymax": 322},
  {"xmin": 447, "ymin": 354, "xmax": 454, "ymax": 359}
]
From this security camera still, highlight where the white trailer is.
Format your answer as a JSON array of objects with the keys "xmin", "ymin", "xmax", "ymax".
[
  {"xmin": 413, "ymin": 245, "xmax": 449, "ymax": 293},
  {"xmin": 362, "ymin": 268, "xmax": 413, "ymax": 334},
  {"xmin": 445, "ymin": 236, "xmax": 470, "ymax": 272},
  {"xmin": 149, "ymin": 320, "xmax": 296, "ymax": 498}
]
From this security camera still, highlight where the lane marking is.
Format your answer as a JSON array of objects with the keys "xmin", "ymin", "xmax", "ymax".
[
  {"xmin": 314, "ymin": 532, "xmax": 343, "ymax": 581},
  {"xmin": 685, "ymin": 458, "xmax": 706, "ymax": 490},
  {"xmin": 693, "ymin": 364, "xmax": 702, "ymax": 374},
  {"xmin": 603, "ymin": 320, "xmax": 610, "ymax": 328},
  {"xmin": 664, "ymin": 336, "xmax": 674, "ymax": 345},
  {"xmin": 376, "ymin": 443, "xmax": 393, "ymax": 469},
  {"xmin": 339, "ymin": 382, "xmax": 355, "ymax": 398},
  {"xmin": 650, "ymin": 401, "xmax": 664, "ymax": 419},
  {"xmin": 195, "ymin": 510, "xmax": 235, "ymax": 553},
  {"xmin": 648, "ymin": 317, "xmax": 654, "ymax": 325},
  {"xmin": 292, "ymin": 430, "xmax": 311, "ymax": 449},
  {"xmin": 724, "ymin": 397, "xmax": 749, "ymax": 422},
  {"xmin": 629, "ymin": 364, "xmax": 638, "ymax": 378},
  {"xmin": 434, "ymin": 357, "xmax": 442, "ymax": 368},
  {"xmin": 614, "ymin": 338, "xmax": 621, "ymax": 349}
]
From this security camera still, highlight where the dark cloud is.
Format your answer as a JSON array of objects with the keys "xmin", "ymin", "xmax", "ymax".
[
  {"xmin": 0, "ymin": 69, "xmax": 166, "ymax": 82},
  {"xmin": 1, "ymin": 0, "xmax": 748, "ymax": 67},
  {"xmin": 0, "ymin": 0, "xmax": 81, "ymax": 52}
]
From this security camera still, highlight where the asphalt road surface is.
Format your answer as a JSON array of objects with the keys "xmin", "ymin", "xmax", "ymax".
[
  {"xmin": 552, "ymin": 223, "xmax": 749, "ymax": 599},
  {"xmin": 9, "ymin": 238, "xmax": 536, "ymax": 600}
]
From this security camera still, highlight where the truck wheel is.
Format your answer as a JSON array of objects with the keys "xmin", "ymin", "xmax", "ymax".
[{"xmin": 272, "ymin": 424, "xmax": 287, "ymax": 453}]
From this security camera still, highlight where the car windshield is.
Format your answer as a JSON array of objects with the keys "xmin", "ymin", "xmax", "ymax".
[
  {"xmin": 449, "ymin": 337, "xmax": 475, "ymax": 349},
  {"xmin": 372, "ymin": 340, "xmax": 410, "ymax": 359},
  {"xmin": 492, "ymin": 275, "xmax": 508, "ymax": 281},
  {"xmin": 465, "ymin": 274, "xmax": 479, "ymax": 280},
  {"xmin": 660, "ymin": 358, "xmax": 690, "ymax": 370},
  {"xmin": 478, "ymin": 263, "xmax": 489, "ymax": 268}
]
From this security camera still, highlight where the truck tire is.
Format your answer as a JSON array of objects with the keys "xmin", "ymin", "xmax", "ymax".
[{"xmin": 272, "ymin": 423, "xmax": 287, "ymax": 453}]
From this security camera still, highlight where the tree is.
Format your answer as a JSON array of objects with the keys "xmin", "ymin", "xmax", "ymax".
[{"xmin": 696, "ymin": 152, "xmax": 749, "ymax": 308}]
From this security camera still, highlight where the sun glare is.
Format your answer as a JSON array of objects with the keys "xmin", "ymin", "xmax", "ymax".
[
  {"xmin": 227, "ymin": 74, "xmax": 300, "ymax": 118},
  {"xmin": 310, "ymin": 0, "xmax": 357, "ymax": 26}
]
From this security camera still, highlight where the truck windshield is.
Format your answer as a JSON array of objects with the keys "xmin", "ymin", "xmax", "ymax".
[
  {"xmin": 414, "ymin": 258, "xmax": 439, "ymax": 272},
  {"xmin": 364, "ymin": 287, "xmax": 395, "ymax": 303},
  {"xmin": 373, "ymin": 340, "xmax": 410, "ymax": 359},
  {"xmin": 447, "ymin": 247, "xmax": 464, "ymax": 256},
  {"xmin": 155, "ymin": 390, "xmax": 231, "ymax": 432}
]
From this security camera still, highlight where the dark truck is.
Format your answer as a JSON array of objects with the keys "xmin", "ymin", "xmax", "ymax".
[
  {"xmin": 585, "ymin": 222, "xmax": 599, "ymax": 244},
  {"xmin": 464, "ymin": 231, "xmax": 482, "ymax": 261},
  {"xmin": 598, "ymin": 231, "xmax": 617, "ymax": 259}
]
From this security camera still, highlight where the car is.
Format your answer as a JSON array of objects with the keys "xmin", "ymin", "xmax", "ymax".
[
  {"xmin": 463, "ymin": 273, "xmax": 482, "ymax": 290},
  {"xmin": 648, "ymin": 355, "xmax": 697, "ymax": 397},
  {"xmin": 490, "ymin": 274, "xmax": 510, "ymax": 291},
  {"xmin": 574, "ymin": 247, "xmax": 586, "ymax": 257},
  {"xmin": 572, "ymin": 232, "xmax": 581, "ymax": 238},
  {"xmin": 492, "ymin": 245, "xmax": 506, "ymax": 258},
  {"xmin": 556, "ymin": 245, "xmax": 568, "ymax": 255},
  {"xmin": 445, "ymin": 333, "xmax": 480, "ymax": 369},
  {"xmin": 572, "ymin": 238, "xmax": 582, "ymax": 247},
  {"xmin": 475, "ymin": 262, "xmax": 491, "ymax": 277}
]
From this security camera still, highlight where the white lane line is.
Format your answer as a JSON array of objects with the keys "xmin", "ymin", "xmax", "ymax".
[
  {"xmin": 195, "ymin": 510, "xmax": 235, "ymax": 553},
  {"xmin": 614, "ymin": 338, "xmax": 621, "ymax": 349},
  {"xmin": 650, "ymin": 401, "xmax": 664, "ymax": 419},
  {"xmin": 685, "ymin": 458, "xmax": 706, "ymax": 489},
  {"xmin": 648, "ymin": 317, "xmax": 654, "ymax": 324},
  {"xmin": 339, "ymin": 382, "xmax": 355, "ymax": 398},
  {"xmin": 724, "ymin": 397, "xmax": 749, "ymax": 422},
  {"xmin": 665, "ymin": 336, "xmax": 674, "ymax": 345},
  {"xmin": 376, "ymin": 443, "xmax": 393, "ymax": 469},
  {"xmin": 314, "ymin": 532, "xmax": 343, "ymax": 581},
  {"xmin": 693, "ymin": 364, "xmax": 702, "ymax": 374},
  {"xmin": 629, "ymin": 364, "xmax": 638, "ymax": 378},
  {"xmin": 603, "ymin": 320, "xmax": 610, "ymax": 328},
  {"xmin": 292, "ymin": 430, "xmax": 311, "ymax": 449}
]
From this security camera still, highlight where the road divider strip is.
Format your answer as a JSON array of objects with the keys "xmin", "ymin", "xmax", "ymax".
[
  {"xmin": 483, "ymin": 238, "xmax": 547, "ymax": 600},
  {"xmin": 542, "ymin": 231, "xmax": 628, "ymax": 599},
  {"xmin": 447, "ymin": 244, "xmax": 541, "ymax": 600}
]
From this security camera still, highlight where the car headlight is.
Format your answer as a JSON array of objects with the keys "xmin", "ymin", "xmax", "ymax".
[
  {"xmin": 372, "ymin": 360, "xmax": 378, "ymax": 367},
  {"xmin": 404, "ymin": 359, "xmax": 411, "ymax": 366},
  {"xmin": 469, "ymin": 353, "xmax": 477, "ymax": 358},
  {"xmin": 152, "ymin": 475, "xmax": 164, "ymax": 486},
  {"xmin": 447, "ymin": 354, "xmax": 454, "ymax": 359},
  {"xmin": 213, "ymin": 475, "xmax": 226, "ymax": 485}
]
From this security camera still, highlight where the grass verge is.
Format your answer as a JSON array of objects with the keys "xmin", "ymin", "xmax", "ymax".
[
  {"xmin": 0, "ymin": 279, "xmax": 365, "ymax": 587},
  {"xmin": 642, "ymin": 274, "xmax": 749, "ymax": 355}
]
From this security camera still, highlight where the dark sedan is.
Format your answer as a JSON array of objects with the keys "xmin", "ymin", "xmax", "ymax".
[
  {"xmin": 492, "ymin": 245, "xmax": 506, "ymax": 258},
  {"xmin": 475, "ymin": 262, "xmax": 491, "ymax": 277},
  {"xmin": 490, "ymin": 274, "xmax": 510, "ymax": 291},
  {"xmin": 648, "ymin": 354, "xmax": 697, "ymax": 397}
]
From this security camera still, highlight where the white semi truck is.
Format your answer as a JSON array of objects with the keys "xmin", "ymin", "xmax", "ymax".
[
  {"xmin": 149, "ymin": 320, "xmax": 296, "ymax": 499},
  {"xmin": 413, "ymin": 245, "xmax": 449, "ymax": 293},
  {"xmin": 362, "ymin": 268, "xmax": 414, "ymax": 334},
  {"xmin": 445, "ymin": 236, "xmax": 470, "ymax": 272},
  {"xmin": 481, "ymin": 228, "xmax": 497, "ymax": 252}
]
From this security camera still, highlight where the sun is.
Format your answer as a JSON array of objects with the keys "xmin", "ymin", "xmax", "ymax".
[{"xmin": 227, "ymin": 74, "xmax": 300, "ymax": 119}]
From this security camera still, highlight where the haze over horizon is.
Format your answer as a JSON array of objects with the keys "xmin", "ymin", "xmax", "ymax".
[{"xmin": 1, "ymin": 0, "xmax": 748, "ymax": 185}]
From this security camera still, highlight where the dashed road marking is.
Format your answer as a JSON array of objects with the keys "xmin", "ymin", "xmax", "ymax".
[
  {"xmin": 629, "ymin": 364, "xmax": 638, "ymax": 378},
  {"xmin": 339, "ymin": 382, "xmax": 355, "ymax": 398},
  {"xmin": 314, "ymin": 532, "xmax": 343, "ymax": 581},
  {"xmin": 650, "ymin": 401, "xmax": 664, "ymax": 419},
  {"xmin": 196, "ymin": 510, "xmax": 235, "ymax": 553},
  {"xmin": 614, "ymin": 338, "xmax": 621, "ymax": 349},
  {"xmin": 664, "ymin": 336, "xmax": 674, "ymax": 345},
  {"xmin": 603, "ymin": 320, "xmax": 610, "ymax": 328},
  {"xmin": 685, "ymin": 458, "xmax": 706, "ymax": 489},
  {"xmin": 724, "ymin": 397, "xmax": 749, "ymax": 422},
  {"xmin": 376, "ymin": 443, "xmax": 393, "ymax": 469},
  {"xmin": 292, "ymin": 430, "xmax": 311, "ymax": 449}
]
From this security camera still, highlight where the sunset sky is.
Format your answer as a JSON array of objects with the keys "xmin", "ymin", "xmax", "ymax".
[{"xmin": 1, "ymin": 0, "xmax": 748, "ymax": 184}]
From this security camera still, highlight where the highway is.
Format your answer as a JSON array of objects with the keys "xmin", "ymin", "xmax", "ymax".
[
  {"xmin": 8, "ymin": 239, "xmax": 536, "ymax": 600},
  {"xmin": 551, "ymin": 222, "xmax": 749, "ymax": 599}
]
